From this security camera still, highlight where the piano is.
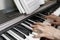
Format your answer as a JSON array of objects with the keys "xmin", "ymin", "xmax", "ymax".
[{"xmin": 0, "ymin": 0, "xmax": 60, "ymax": 40}]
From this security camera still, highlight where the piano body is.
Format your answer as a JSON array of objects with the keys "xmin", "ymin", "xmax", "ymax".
[{"xmin": 0, "ymin": 0, "xmax": 60, "ymax": 40}]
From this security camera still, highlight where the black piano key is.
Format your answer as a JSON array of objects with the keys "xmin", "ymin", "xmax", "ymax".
[
  {"xmin": 14, "ymin": 25, "xmax": 29, "ymax": 35},
  {"xmin": 0, "ymin": 36, "xmax": 6, "ymax": 40},
  {"xmin": 26, "ymin": 20, "xmax": 35, "ymax": 24},
  {"xmin": 4, "ymin": 33, "xmax": 17, "ymax": 40},
  {"xmin": 30, "ymin": 16, "xmax": 44, "ymax": 22},
  {"xmin": 36, "ymin": 13, "xmax": 46, "ymax": 20},
  {"xmin": 37, "ymin": 18, "xmax": 45, "ymax": 22},
  {"xmin": 34, "ymin": 15, "xmax": 45, "ymax": 22},
  {"xmin": 29, "ymin": 16, "xmax": 38, "ymax": 22},
  {"xmin": 11, "ymin": 28, "xmax": 26, "ymax": 39},
  {"xmin": 20, "ymin": 24, "xmax": 32, "ymax": 34},
  {"xmin": 36, "ymin": 13, "xmax": 45, "ymax": 18},
  {"xmin": 23, "ymin": 21, "xmax": 32, "ymax": 28},
  {"xmin": 35, "ymin": 14, "xmax": 45, "ymax": 19}
]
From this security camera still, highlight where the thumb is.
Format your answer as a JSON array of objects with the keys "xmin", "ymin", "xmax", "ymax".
[
  {"xmin": 33, "ymin": 33, "xmax": 54, "ymax": 39},
  {"xmin": 39, "ymin": 33, "xmax": 55, "ymax": 39}
]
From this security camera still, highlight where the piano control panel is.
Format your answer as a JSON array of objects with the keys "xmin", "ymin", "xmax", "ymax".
[{"xmin": 0, "ymin": 1, "xmax": 60, "ymax": 40}]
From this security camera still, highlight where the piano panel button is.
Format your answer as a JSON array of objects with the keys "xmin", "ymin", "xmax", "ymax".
[
  {"xmin": 14, "ymin": 26, "xmax": 29, "ymax": 35},
  {"xmin": 11, "ymin": 28, "xmax": 26, "ymax": 39},
  {"xmin": 1, "ymin": 34, "xmax": 10, "ymax": 40},
  {"xmin": 7, "ymin": 30, "xmax": 21, "ymax": 40},
  {"xmin": 4, "ymin": 33, "xmax": 17, "ymax": 40}
]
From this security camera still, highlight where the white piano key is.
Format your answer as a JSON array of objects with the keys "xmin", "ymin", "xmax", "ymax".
[
  {"xmin": 14, "ymin": 28, "xmax": 26, "ymax": 35},
  {"xmin": 13, "ymin": 28, "xmax": 29, "ymax": 40},
  {"xmin": 53, "ymin": 7, "xmax": 60, "ymax": 16},
  {"xmin": 27, "ymin": 19, "xmax": 36, "ymax": 23},
  {"xmin": 1, "ymin": 34, "xmax": 10, "ymax": 40},
  {"xmin": 29, "ymin": 32, "xmax": 40, "ymax": 40},
  {"xmin": 29, "ymin": 32, "xmax": 37, "ymax": 38},
  {"xmin": 22, "ymin": 21, "xmax": 40, "ymax": 40},
  {"xmin": 13, "ymin": 28, "xmax": 26, "ymax": 35},
  {"xmin": 7, "ymin": 30, "xmax": 24, "ymax": 40},
  {"xmin": 21, "ymin": 23, "xmax": 32, "ymax": 30},
  {"xmin": 13, "ymin": 27, "xmax": 39, "ymax": 40},
  {"xmin": 27, "ymin": 34, "xmax": 40, "ymax": 40}
]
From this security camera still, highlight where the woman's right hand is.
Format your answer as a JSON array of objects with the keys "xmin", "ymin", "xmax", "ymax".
[{"xmin": 32, "ymin": 22, "xmax": 55, "ymax": 39}]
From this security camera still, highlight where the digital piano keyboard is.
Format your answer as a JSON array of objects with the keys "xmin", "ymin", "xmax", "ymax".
[{"xmin": 0, "ymin": 0, "xmax": 60, "ymax": 40}]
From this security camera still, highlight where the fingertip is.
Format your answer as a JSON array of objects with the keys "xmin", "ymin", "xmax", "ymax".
[
  {"xmin": 32, "ymin": 24, "xmax": 37, "ymax": 27},
  {"xmin": 45, "ymin": 16, "xmax": 48, "ymax": 19},
  {"xmin": 35, "ymin": 22, "xmax": 41, "ymax": 24}
]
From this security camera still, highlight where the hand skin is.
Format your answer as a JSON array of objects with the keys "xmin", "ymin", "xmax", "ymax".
[
  {"xmin": 32, "ymin": 22, "xmax": 60, "ymax": 40},
  {"xmin": 45, "ymin": 14, "xmax": 60, "ymax": 25}
]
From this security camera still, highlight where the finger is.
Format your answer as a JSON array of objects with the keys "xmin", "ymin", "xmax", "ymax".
[
  {"xmin": 32, "ymin": 25, "xmax": 45, "ymax": 32},
  {"xmin": 51, "ymin": 22, "xmax": 60, "ymax": 25},
  {"xmin": 33, "ymin": 29, "xmax": 42, "ymax": 33},
  {"xmin": 33, "ymin": 32, "xmax": 54, "ymax": 39},
  {"xmin": 44, "ymin": 15, "xmax": 51, "ymax": 18},
  {"xmin": 43, "ymin": 21, "xmax": 51, "ymax": 26},
  {"xmin": 32, "ymin": 26, "xmax": 44, "ymax": 34},
  {"xmin": 33, "ymin": 30, "xmax": 43, "ymax": 34},
  {"xmin": 33, "ymin": 22, "xmax": 47, "ymax": 27},
  {"xmin": 32, "ymin": 25, "xmax": 38, "ymax": 28},
  {"xmin": 33, "ymin": 28, "xmax": 38, "ymax": 33},
  {"xmin": 32, "ymin": 24, "xmax": 42, "ymax": 29},
  {"xmin": 33, "ymin": 34, "xmax": 41, "ymax": 38},
  {"xmin": 34, "ymin": 22, "xmax": 42, "ymax": 24},
  {"xmin": 39, "ymin": 33, "xmax": 55, "ymax": 39},
  {"xmin": 35, "ymin": 22, "xmax": 46, "ymax": 27},
  {"xmin": 45, "ymin": 15, "xmax": 56, "ymax": 20},
  {"xmin": 33, "ymin": 33, "xmax": 42, "ymax": 38}
]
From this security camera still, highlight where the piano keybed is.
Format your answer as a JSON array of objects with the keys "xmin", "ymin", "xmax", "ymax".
[
  {"xmin": 0, "ymin": 2, "xmax": 60, "ymax": 40},
  {"xmin": 0, "ymin": 13, "xmax": 45, "ymax": 40}
]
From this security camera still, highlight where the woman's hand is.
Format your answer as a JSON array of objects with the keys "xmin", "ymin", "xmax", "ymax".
[
  {"xmin": 32, "ymin": 22, "xmax": 60, "ymax": 39},
  {"xmin": 45, "ymin": 14, "xmax": 60, "ymax": 25}
]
